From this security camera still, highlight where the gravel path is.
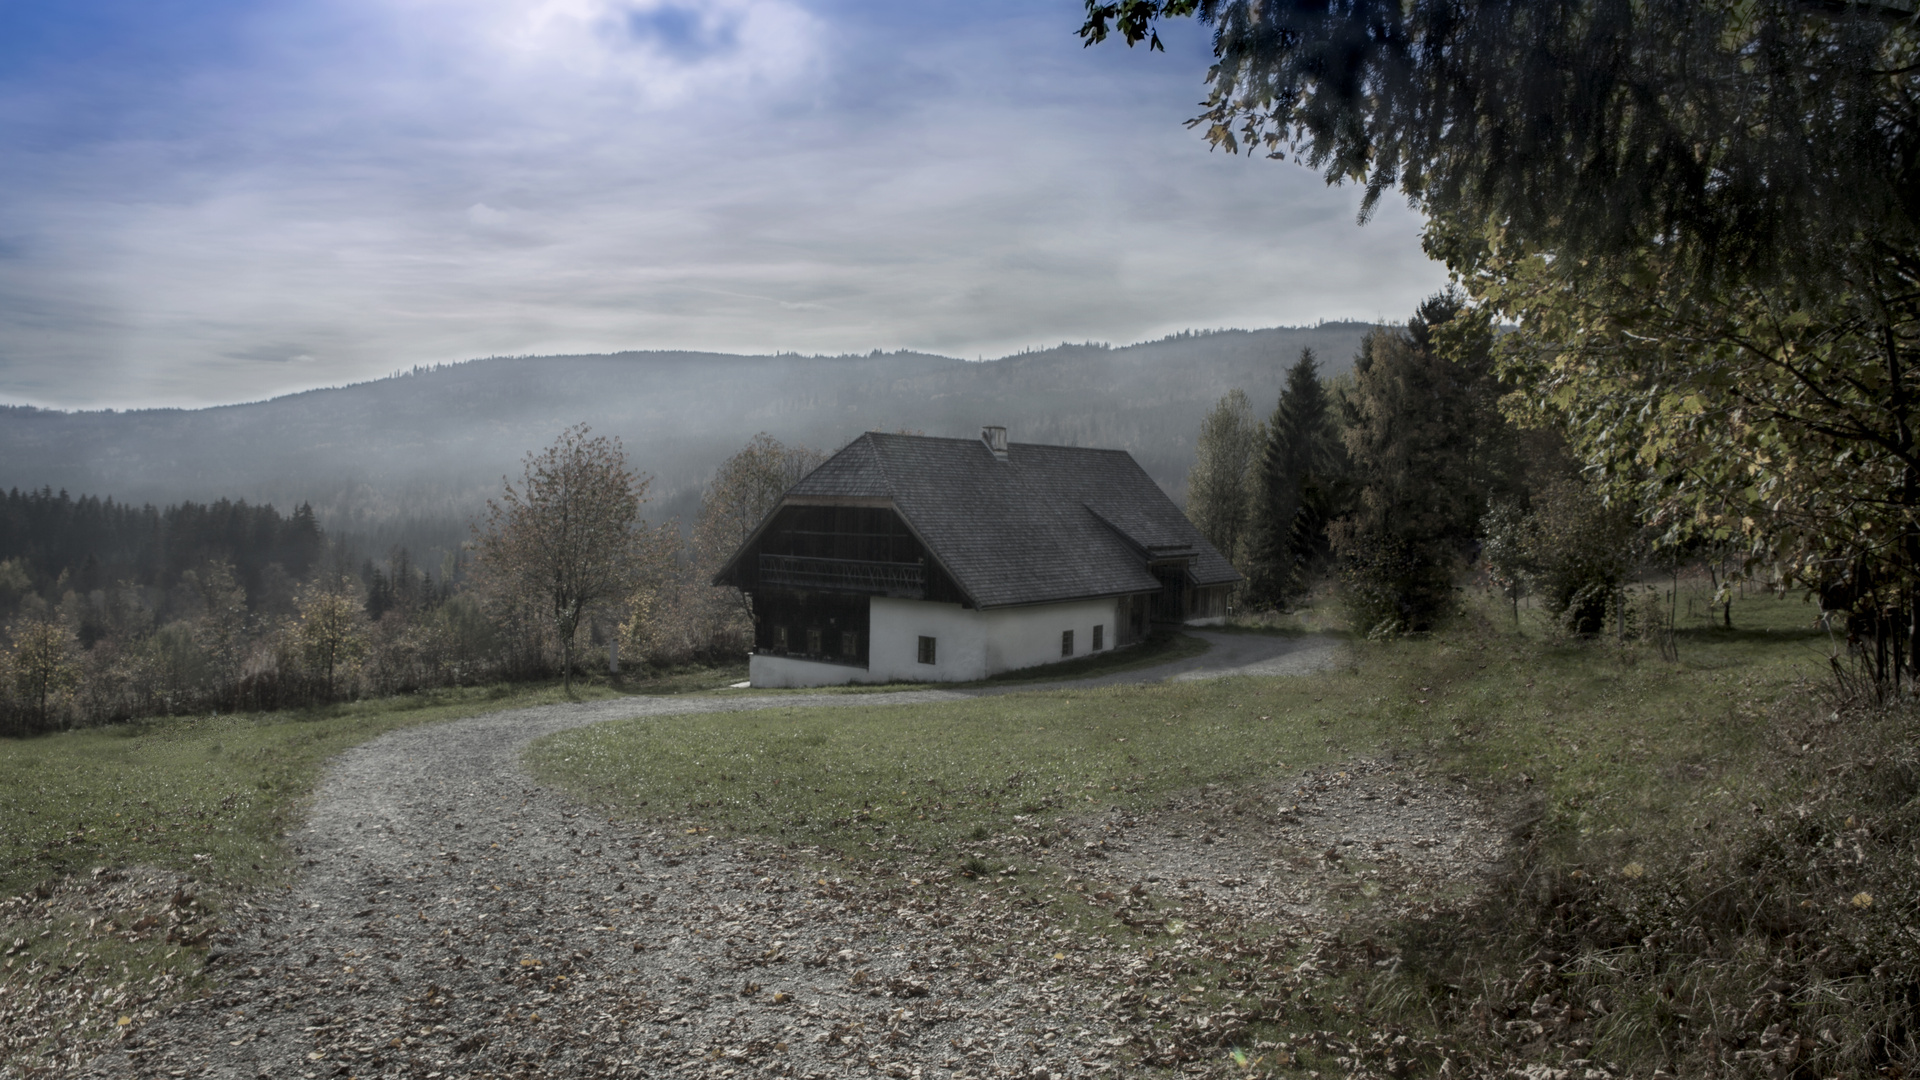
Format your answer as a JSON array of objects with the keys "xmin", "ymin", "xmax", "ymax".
[{"xmin": 62, "ymin": 632, "xmax": 1455, "ymax": 1080}]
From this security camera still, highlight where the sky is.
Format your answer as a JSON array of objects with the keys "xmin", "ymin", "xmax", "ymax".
[{"xmin": 0, "ymin": 0, "xmax": 1449, "ymax": 409}]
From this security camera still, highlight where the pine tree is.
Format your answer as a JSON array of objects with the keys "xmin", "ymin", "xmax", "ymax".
[
  {"xmin": 1247, "ymin": 349, "xmax": 1340, "ymax": 608},
  {"xmin": 1330, "ymin": 293, "xmax": 1509, "ymax": 633}
]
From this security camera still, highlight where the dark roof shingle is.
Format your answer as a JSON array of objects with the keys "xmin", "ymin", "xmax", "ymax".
[{"xmin": 781, "ymin": 432, "xmax": 1240, "ymax": 608}]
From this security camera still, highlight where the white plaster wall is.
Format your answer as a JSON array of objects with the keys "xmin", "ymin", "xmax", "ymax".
[
  {"xmin": 868, "ymin": 598, "xmax": 990, "ymax": 682},
  {"xmin": 867, "ymin": 595, "xmax": 1118, "ymax": 682},
  {"xmin": 749, "ymin": 653, "xmax": 889, "ymax": 688},
  {"xmin": 978, "ymin": 597, "xmax": 1118, "ymax": 677},
  {"xmin": 754, "ymin": 596, "xmax": 1127, "ymax": 688}
]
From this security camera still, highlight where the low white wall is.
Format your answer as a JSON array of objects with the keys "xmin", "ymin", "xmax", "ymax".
[
  {"xmin": 978, "ymin": 596, "xmax": 1119, "ymax": 677},
  {"xmin": 749, "ymin": 653, "xmax": 891, "ymax": 688},
  {"xmin": 868, "ymin": 598, "xmax": 989, "ymax": 682},
  {"xmin": 867, "ymin": 595, "xmax": 1119, "ymax": 683},
  {"xmin": 751, "ymin": 596, "xmax": 1129, "ymax": 688}
]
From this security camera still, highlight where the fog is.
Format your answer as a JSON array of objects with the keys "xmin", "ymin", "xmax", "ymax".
[{"xmin": 0, "ymin": 323, "xmax": 1378, "ymax": 564}]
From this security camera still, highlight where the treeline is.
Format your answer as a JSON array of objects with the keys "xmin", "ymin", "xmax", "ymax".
[
  {"xmin": 0, "ymin": 489, "xmax": 328, "ymax": 628},
  {"xmin": 1188, "ymin": 291, "xmax": 1699, "ymax": 641},
  {"xmin": 0, "ymin": 438, "xmax": 791, "ymax": 736},
  {"xmin": 0, "ymin": 324, "xmax": 1379, "ymax": 525}
]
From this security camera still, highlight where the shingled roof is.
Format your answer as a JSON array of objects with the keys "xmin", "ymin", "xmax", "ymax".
[{"xmin": 738, "ymin": 432, "xmax": 1240, "ymax": 609}]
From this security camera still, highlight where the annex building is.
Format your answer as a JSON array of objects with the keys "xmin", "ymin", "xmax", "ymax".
[{"xmin": 712, "ymin": 426, "xmax": 1241, "ymax": 688}]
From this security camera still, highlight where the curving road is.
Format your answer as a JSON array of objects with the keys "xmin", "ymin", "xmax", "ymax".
[{"xmin": 80, "ymin": 632, "xmax": 1340, "ymax": 1080}]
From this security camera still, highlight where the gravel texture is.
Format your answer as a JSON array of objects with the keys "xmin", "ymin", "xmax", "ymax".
[
  {"xmin": 1078, "ymin": 758, "xmax": 1508, "ymax": 927},
  {"xmin": 15, "ymin": 632, "xmax": 1501, "ymax": 1079}
]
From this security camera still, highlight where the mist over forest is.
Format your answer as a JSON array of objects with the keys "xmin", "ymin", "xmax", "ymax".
[{"xmin": 0, "ymin": 323, "xmax": 1374, "ymax": 564}]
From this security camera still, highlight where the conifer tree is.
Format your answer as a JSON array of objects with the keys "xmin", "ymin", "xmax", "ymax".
[
  {"xmin": 1331, "ymin": 293, "xmax": 1512, "ymax": 633},
  {"xmin": 1247, "ymin": 349, "xmax": 1340, "ymax": 608}
]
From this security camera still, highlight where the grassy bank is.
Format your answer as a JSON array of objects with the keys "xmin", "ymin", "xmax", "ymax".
[
  {"xmin": 529, "ymin": 600, "xmax": 1822, "ymax": 868},
  {"xmin": 527, "ymin": 595, "xmax": 1897, "ymax": 1077},
  {"xmin": 1, "ymin": 681, "xmax": 637, "ymax": 898},
  {"xmin": 0, "ymin": 679, "xmax": 630, "ymax": 1073}
]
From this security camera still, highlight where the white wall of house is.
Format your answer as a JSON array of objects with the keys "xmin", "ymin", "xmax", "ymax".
[
  {"xmin": 748, "ymin": 595, "xmax": 1125, "ymax": 687},
  {"xmin": 749, "ymin": 653, "xmax": 893, "ymax": 688},
  {"xmin": 868, "ymin": 598, "xmax": 989, "ymax": 682},
  {"xmin": 974, "ymin": 597, "xmax": 1119, "ymax": 677}
]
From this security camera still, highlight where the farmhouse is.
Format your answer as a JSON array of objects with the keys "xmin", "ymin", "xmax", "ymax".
[{"xmin": 713, "ymin": 426, "xmax": 1241, "ymax": 687}]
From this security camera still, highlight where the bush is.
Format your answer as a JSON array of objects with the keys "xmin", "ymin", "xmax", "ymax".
[{"xmin": 1527, "ymin": 476, "xmax": 1639, "ymax": 634}]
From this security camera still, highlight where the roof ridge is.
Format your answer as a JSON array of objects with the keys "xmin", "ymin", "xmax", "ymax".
[{"xmin": 867, "ymin": 431, "xmax": 1137, "ymax": 454}]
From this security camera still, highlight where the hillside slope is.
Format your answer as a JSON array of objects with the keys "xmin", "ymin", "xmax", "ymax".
[{"xmin": 0, "ymin": 323, "xmax": 1376, "ymax": 536}]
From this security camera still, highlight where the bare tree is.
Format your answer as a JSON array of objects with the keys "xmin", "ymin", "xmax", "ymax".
[
  {"xmin": 1184, "ymin": 389, "xmax": 1261, "ymax": 570},
  {"xmin": 688, "ymin": 433, "xmax": 826, "ymax": 640},
  {"xmin": 692, "ymin": 433, "xmax": 826, "ymax": 576},
  {"xmin": 476, "ymin": 425, "xmax": 654, "ymax": 692}
]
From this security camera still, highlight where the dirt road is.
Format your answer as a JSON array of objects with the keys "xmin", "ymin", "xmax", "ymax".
[{"xmin": 67, "ymin": 632, "xmax": 1496, "ymax": 1079}]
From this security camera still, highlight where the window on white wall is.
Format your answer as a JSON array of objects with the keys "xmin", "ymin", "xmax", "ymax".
[
  {"xmin": 1061, "ymin": 629, "xmax": 1074, "ymax": 657},
  {"xmin": 917, "ymin": 636, "xmax": 936, "ymax": 665},
  {"xmin": 1093, "ymin": 624, "xmax": 1104, "ymax": 650}
]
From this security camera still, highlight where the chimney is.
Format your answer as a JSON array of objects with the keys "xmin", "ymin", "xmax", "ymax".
[{"xmin": 980, "ymin": 425, "xmax": 1009, "ymax": 461}]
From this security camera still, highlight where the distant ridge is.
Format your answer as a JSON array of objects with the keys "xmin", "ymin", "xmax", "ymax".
[{"xmin": 0, "ymin": 322, "xmax": 1381, "ymax": 545}]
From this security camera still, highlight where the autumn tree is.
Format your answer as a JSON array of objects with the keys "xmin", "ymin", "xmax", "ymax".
[
  {"xmin": 477, "ymin": 425, "xmax": 655, "ymax": 691},
  {"xmin": 1524, "ymin": 475, "xmax": 1641, "ymax": 635},
  {"xmin": 182, "ymin": 560, "xmax": 250, "ymax": 703},
  {"xmin": 8, "ymin": 617, "xmax": 79, "ymax": 733},
  {"xmin": 1184, "ymin": 389, "xmax": 1261, "ymax": 569},
  {"xmin": 294, "ymin": 576, "xmax": 368, "ymax": 702},
  {"xmin": 1083, "ymin": 0, "xmax": 1920, "ymax": 683},
  {"xmin": 692, "ymin": 433, "xmax": 826, "ymax": 577},
  {"xmin": 609, "ymin": 433, "xmax": 822, "ymax": 669}
]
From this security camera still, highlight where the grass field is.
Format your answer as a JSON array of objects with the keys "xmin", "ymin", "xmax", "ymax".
[
  {"xmin": 1, "ymin": 681, "xmax": 640, "ymax": 898},
  {"xmin": 529, "ymin": 596, "xmax": 1829, "ymax": 869},
  {"xmin": 0, "ymin": 680, "xmax": 631, "ymax": 1071},
  {"xmin": 527, "ymin": 593, "xmax": 1916, "ymax": 1077},
  {"xmin": 5, "ymin": 587, "xmax": 1902, "ymax": 1078}
]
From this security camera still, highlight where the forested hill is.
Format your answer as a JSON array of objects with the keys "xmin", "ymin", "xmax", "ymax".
[{"xmin": 0, "ymin": 322, "xmax": 1376, "ymax": 533}]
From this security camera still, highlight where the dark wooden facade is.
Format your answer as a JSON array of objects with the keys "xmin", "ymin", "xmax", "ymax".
[{"xmin": 738, "ymin": 503, "xmax": 970, "ymax": 667}]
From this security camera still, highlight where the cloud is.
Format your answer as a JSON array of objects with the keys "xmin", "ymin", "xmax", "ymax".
[
  {"xmin": 223, "ymin": 344, "xmax": 319, "ymax": 364},
  {"xmin": 461, "ymin": 0, "xmax": 823, "ymax": 105},
  {"xmin": 0, "ymin": 0, "xmax": 1447, "ymax": 408}
]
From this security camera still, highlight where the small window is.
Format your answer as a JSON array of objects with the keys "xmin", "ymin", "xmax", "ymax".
[
  {"xmin": 1092, "ymin": 624, "xmax": 1104, "ymax": 650},
  {"xmin": 807, "ymin": 627, "xmax": 822, "ymax": 655},
  {"xmin": 841, "ymin": 630, "xmax": 859, "ymax": 658},
  {"xmin": 1061, "ymin": 629, "xmax": 1074, "ymax": 657},
  {"xmin": 917, "ymin": 635, "xmax": 936, "ymax": 665}
]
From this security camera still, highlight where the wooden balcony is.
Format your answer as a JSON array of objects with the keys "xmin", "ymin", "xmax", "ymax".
[{"xmin": 758, "ymin": 554, "xmax": 926, "ymax": 597}]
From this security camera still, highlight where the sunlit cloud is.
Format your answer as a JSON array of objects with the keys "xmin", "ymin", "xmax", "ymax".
[{"xmin": 0, "ymin": 1, "xmax": 1447, "ymax": 408}]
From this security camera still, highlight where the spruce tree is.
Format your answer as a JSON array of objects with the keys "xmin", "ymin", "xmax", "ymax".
[
  {"xmin": 1330, "ymin": 292, "xmax": 1511, "ymax": 633},
  {"xmin": 1247, "ymin": 348, "xmax": 1339, "ymax": 608}
]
